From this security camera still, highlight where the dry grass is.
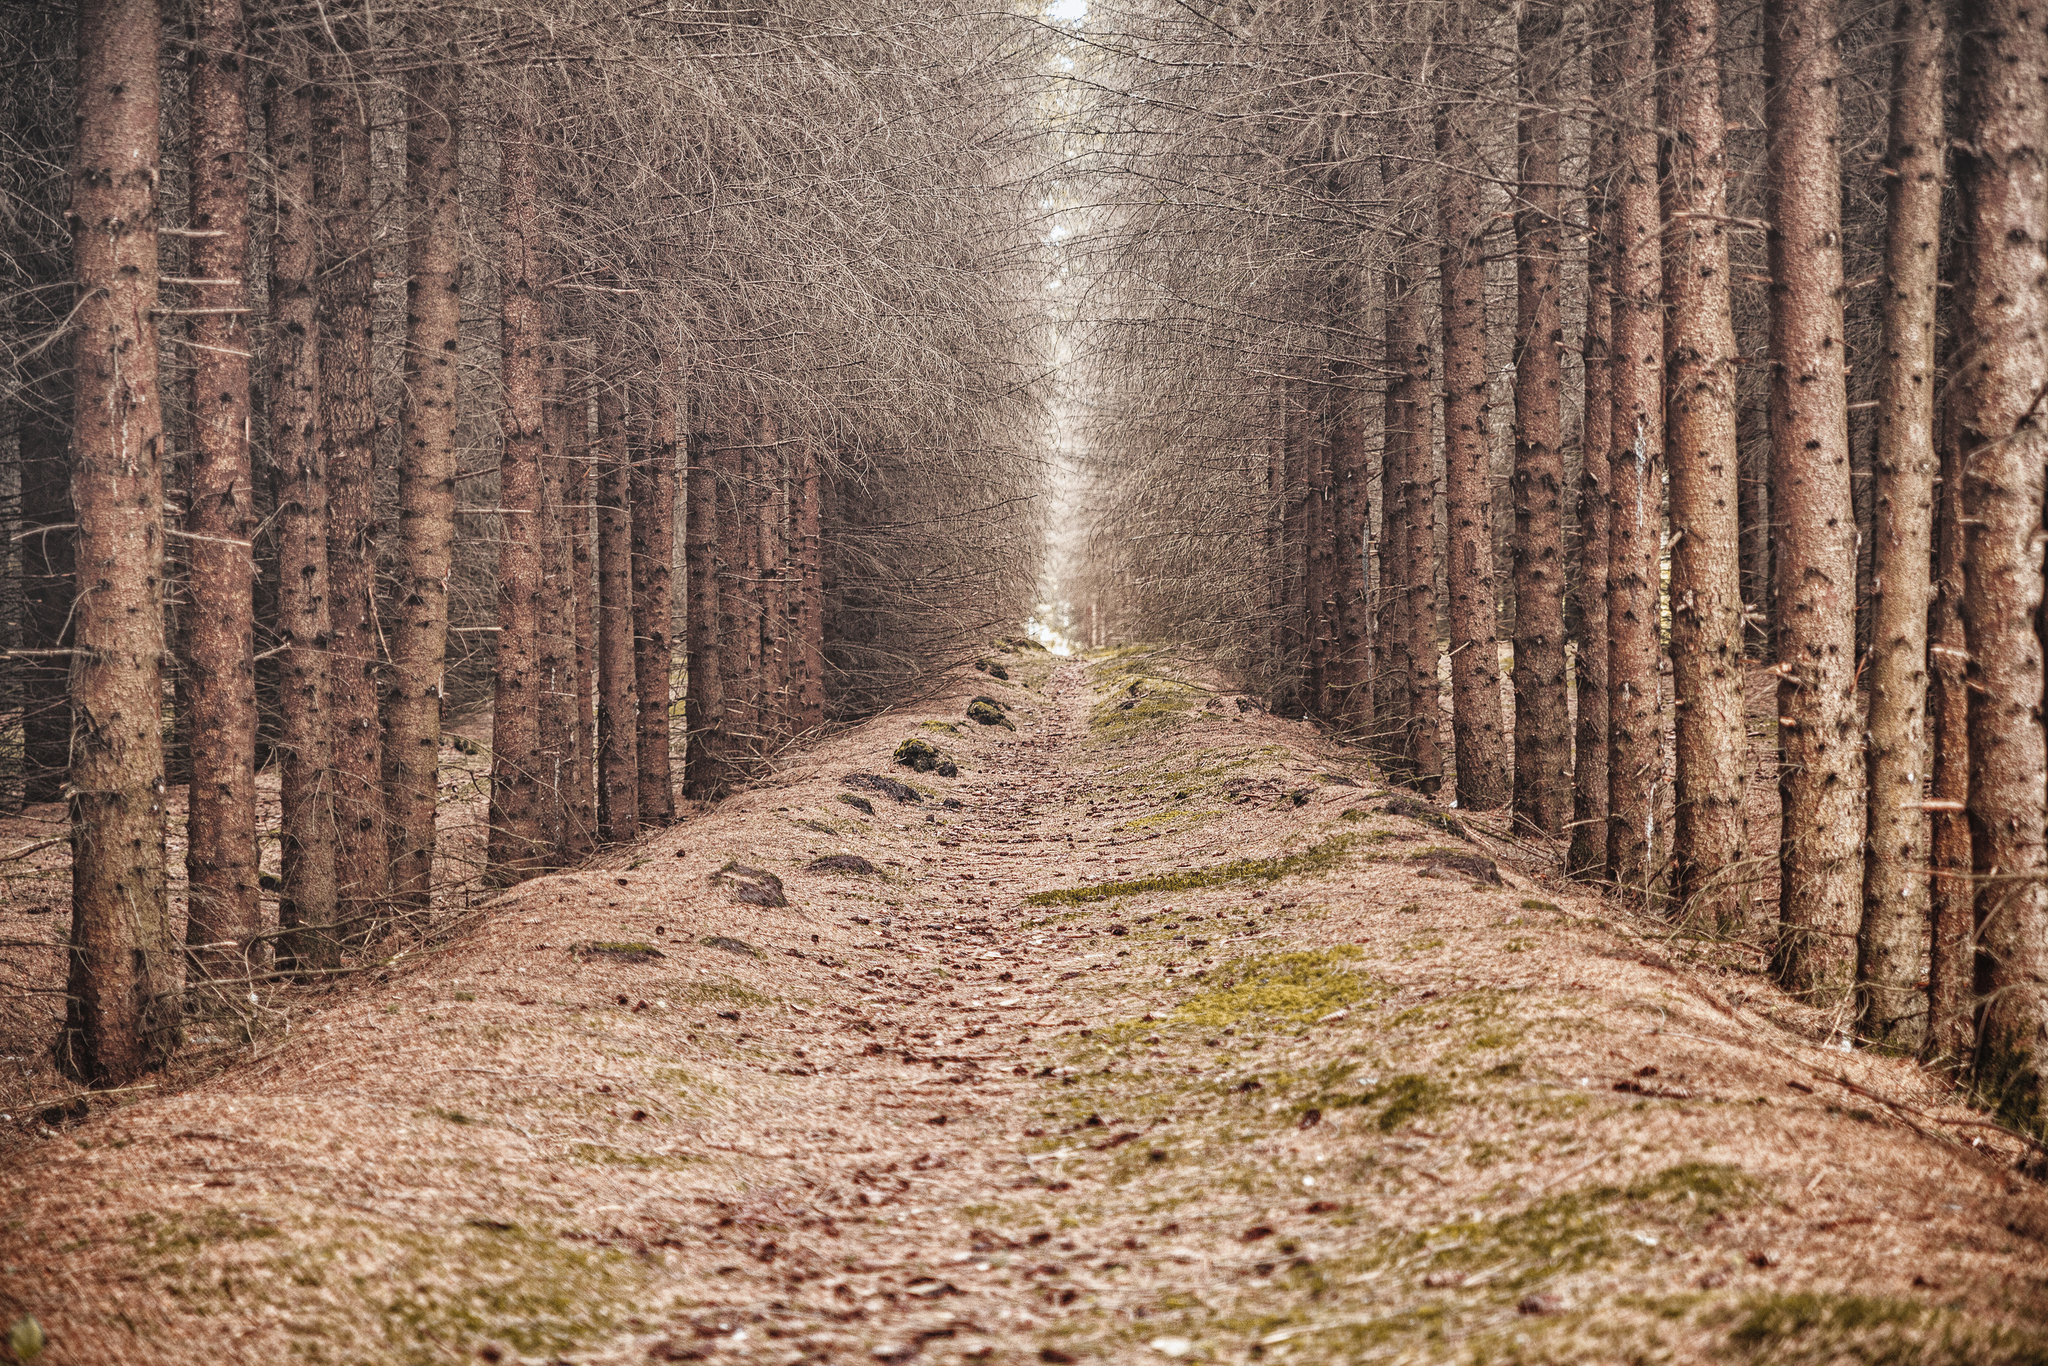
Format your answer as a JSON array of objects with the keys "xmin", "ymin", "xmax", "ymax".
[{"xmin": 0, "ymin": 646, "xmax": 2044, "ymax": 1365}]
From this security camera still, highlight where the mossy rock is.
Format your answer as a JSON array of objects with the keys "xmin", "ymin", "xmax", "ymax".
[
  {"xmin": 966, "ymin": 696, "xmax": 1014, "ymax": 730},
  {"xmin": 837, "ymin": 792, "xmax": 875, "ymax": 816},
  {"xmin": 808, "ymin": 853, "xmax": 877, "ymax": 875},
  {"xmin": 575, "ymin": 942, "xmax": 666, "ymax": 963},
  {"xmin": 975, "ymin": 658, "xmax": 1011, "ymax": 680},
  {"xmin": 701, "ymin": 934, "xmax": 761, "ymax": 957},
  {"xmin": 1382, "ymin": 793, "xmax": 1471, "ymax": 842},
  {"xmin": 709, "ymin": 862, "xmax": 787, "ymax": 907},
  {"xmin": 1405, "ymin": 850, "xmax": 1502, "ymax": 886},
  {"xmin": 846, "ymin": 771, "xmax": 926, "ymax": 802},
  {"xmin": 892, "ymin": 738, "xmax": 959, "ymax": 775}
]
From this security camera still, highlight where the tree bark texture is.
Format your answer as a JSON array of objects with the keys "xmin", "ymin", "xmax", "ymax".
[
  {"xmin": 266, "ymin": 44, "xmax": 338, "ymax": 967},
  {"xmin": 537, "ymin": 329, "xmax": 574, "ymax": 864},
  {"xmin": 1388, "ymin": 264, "xmax": 1442, "ymax": 792},
  {"xmin": 1512, "ymin": 0, "xmax": 1570, "ymax": 833},
  {"xmin": 1954, "ymin": 0, "xmax": 2048, "ymax": 1118},
  {"xmin": 1570, "ymin": 61, "xmax": 1615, "ymax": 880},
  {"xmin": 61, "ymin": 0, "xmax": 175, "ymax": 1085},
  {"xmin": 632, "ymin": 371, "xmax": 677, "ymax": 831},
  {"xmin": 315, "ymin": 39, "xmax": 386, "ymax": 932},
  {"xmin": 595, "ymin": 384, "xmax": 639, "ymax": 845},
  {"xmin": 182, "ymin": 0, "xmax": 260, "ymax": 976},
  {"xmin": 1764, "ymin": 0, "xmax": 1863, "ymax": 1001},
  {"xmin": 565, "ymin": 424, "xmax": 598, "ymax": 858},
  {"xmin": 757, "ymin": 412, "xmax": 788, "ymax": 743},
  {"xmin": 792, "ymin": 443, "xmax": 826, "ymax": 735},
  {"xmin": 382, "ymin": 46, "xmax": 462, "ymax": 910},
  {"xmin": 1660, "ymin": 0, "xmax": 1749, "ymax": 929},
  {"xmin": 685, "ymin": 430, "xmax": 732, "ymax": 797},
  {"xmin": 1607, "ymin": 0, "xmax": 1665, "ymax": 899},
  {"xmin": 487, "ymin": 110, "xmax": 547, "ymax": 881},
  {"xmin": 1928, "ymin": 346, "xmax": 1975, "ymax": 1064},
  {"xmin": 1327, "ymin": 272, "xmax": 1373, "ymax": 734},
  {"xmin": 1277, "ymin": 380, "xmax": 1309, "ymax": 714},
  {"xmin": 1436, "ymin": 34, "xmax": 1508, "ymax": 811},
  {"xmin": 1858, "ymin": 0, "xmax": 1945, "ymax": 1049}
]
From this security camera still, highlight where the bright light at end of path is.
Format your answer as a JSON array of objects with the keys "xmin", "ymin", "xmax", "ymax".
[
  {"xmin": 1044, "ymin": 0, "xmax": 1086, "ymax": 23},
  {"xmin": 1025, "ymin": 618, "xmax": 1074, "ymax": 656}
]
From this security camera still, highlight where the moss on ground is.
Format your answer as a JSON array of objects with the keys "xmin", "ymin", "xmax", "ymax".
[
  {"xmin": 1025, "ymin": 834, "xmax": 1359, "ymax": 906},
  {"xmin": 1169, "ymin": 947, "xmax": 1385, "ymax": 1028},
  {"xmin": 1715, "ymin": 1291, "xmax": 2048, "ymax": 1364}
]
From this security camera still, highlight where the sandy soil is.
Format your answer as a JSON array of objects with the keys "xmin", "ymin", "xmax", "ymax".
[{"xmin": 1, "ymin": 644, "xmax": 2045, "ymax": 1366}]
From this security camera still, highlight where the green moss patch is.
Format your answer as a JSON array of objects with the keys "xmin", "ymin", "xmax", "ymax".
[
  {"xmin": 1720, "ymin": 1290, "xmax": 2048, "ymax": 1364},
  {"xmin": 1171, "ymin": 947, "xmax": 1386, "ymax": 1028},
  {"xmin": 1025, "ymin": 834, "xmax": 1358, "ymax": 906}
]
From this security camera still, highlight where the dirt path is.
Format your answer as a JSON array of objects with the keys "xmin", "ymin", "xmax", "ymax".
[{"xmin": 4, "ymin": 646, "xmax": 2048, "ymax": 1366}]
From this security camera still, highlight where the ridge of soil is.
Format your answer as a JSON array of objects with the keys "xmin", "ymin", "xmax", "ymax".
[{"xmin": 3, "ymin": 645, "xmax": 2046, "ymax": 1366}]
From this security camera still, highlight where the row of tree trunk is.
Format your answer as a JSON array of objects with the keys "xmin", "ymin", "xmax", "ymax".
[
  {"xmin": 40, "ymin": 0, "xmax": 1031, "ymax": 1087},
  {"xmin": 1199, "ymin": 0, "xmax": 2045, "ymax": 1118}
]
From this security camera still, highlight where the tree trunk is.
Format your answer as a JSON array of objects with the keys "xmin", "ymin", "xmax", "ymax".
[
  {"xmin": 1928, "ymin": 357, "xmax": 1974, "ymax": 1065},
  {"xmin": 1435, "ymin": 27, "xmax": 1509, "ymax": 811},
  {"xmin": 1389, "ymin": 262, "xmax": 1442, "ymax": 792},
  {"xmin": 315, "ymin": 32, "xmax": 386, "ymax": 935},
  {"xmin": 595, "ymin": 383, "xmax": 638, "ymax": 845},
  {"xmin": 61, "ymin": 0, "xmax": 175, "ymax": 1085},
  {"xmin": 1277, "ymin": 379, "xmax": 1309, "ymax": 713},
  {"xmin": 1607, "ymin": 0, "xmax": 1665, "ymax": 900},
  {"xmin": 266, "ymin": 42, "xmax": 337, "ymax": 968},
  {"xmin": 487, "ymin": 106, "xmax": 546, "ymax": 881},
  {"xmin": 1858, "ymin": 0, "xmax": 1945, "ymax": 1049},
  {"xmin": 538, "ymin": 326, "xmax": 572, "ymax": 864},
  {"xmin": 685, "ymin": 429, "xmax": 732, "ymax": 798},
  {"xmin": 1660, "ymin": 0, "xmax": 1749, "ymax": 929},
  {"xmin": 1954, "ymin": 0, "xmax": 2048, "ymax": 1119},
  {"xmin": 734, "ymin": 412, "xmax": 764, "ymax": 752},
  {"xmin": 381, "ymin": 45, "xmax": 462, "ymax": 911},
  {"xmin": 1764, "ymin": 0, "xmax": 1862, "ymax": 1000},
  {"xmin": 792, "ymin": 444, "xmax": 826, "ymax": 734},
  {"xmin": 757, "ymin": 411, "xmax": 788, "ymax": 743},
  {"xmin": 1303, "ymin": 378, "xmax": 1332, "ymax": 718},
  {"xmin": 632, "ymin": 368, "xmax": 677, "ymax": 830},
  {"xmin": 1570, "ymin": 52, "xmax": 1615, "ymax": 880},
  {"xmin": 1512, "ymin": 0, "xmax": 1570, "ymax": 833},
  {"xmin": 1327, "ymin": 272, "xmax": 1372, "ymax": 735},
  {"xmin": 565, "ymin": 420, "xmax": 598, "ymax": 857},
  {"xmin": 182, "ymin": 0, "xmax": 260, "ymax": 976}
]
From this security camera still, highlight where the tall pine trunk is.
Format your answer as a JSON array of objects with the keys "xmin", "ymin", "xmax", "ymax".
[
  {"xmin": 685, "ymin": 429, "xmax": 731, "ymax": 797},
  {"xmin": 1954, "ymin": 0, "xmax": 2048, "ymax": 1120},
  {"xmin": 1858, "ymin": 0, "xmax": 1945, "ymax": 1047},
  {"xmin": 1511, "ymin": 0, "xmax": 1570, "ymax": 833},
  {"xmin": 757, "ymin": 411, "xmax": 788, "ymax": 742},
  {"xmin": 1570, "ymin": 41, "xmax": 1615, "ymax": 880},
  {"xmin": 565, "ymin": 418, "xmax": 598, "ymax": 857},
  {"xmin": 595, "ymin": 383, "xmax": 638, "ymax": 844},
  {"xmin": 382, "ymin": 45, "xmax": 463, "ymax": 910},
  {"xmin": 792, "ymin": 444, "xmax": 826, "ymax": 734},
  {"xmin": 315, "ymin": 31, "xmax": 386, "ymax": 934},
  {"xmin": 1327, "ymin": 270, "xmax": 1373, "ymax": 734},
  {"xmin": 266, "ymin": 41, "xmax": 338, "ymax": 966},
  {"xmin": 61, "ymin": 0, "xmax": 174, "ymax": 1085},
  {"xmin": 487, "ymin": 105, "xmax": 547, "ymax": 881},
  {"xmin": 1660, "ymin": 0, "xmax": 1749, "ymax": 929},
  {"xmin": 632, "ymin": 368, "xmax": 677, "ymax": 830},
  {"xmin": 182, "ymin": 0, "xmax": 260, "ymax": 975},
  {"xmin": 1765, "ymin": 0, "xmax": 1862, "ymax": 999},
  {"xmin": 537, "ymin": 325, "xmax": 574, "ymax": 862},
  {"xmin": 1435, "ymin": 21, "xmax": 1508, "ymax": 810},
  {"xmin": 1388, "ymin": 261, "xmax": 1442, "ymax": 791},
  {"xmin": 1606, "ymin": 0, "xmax": 1665, "ymax": 899}
]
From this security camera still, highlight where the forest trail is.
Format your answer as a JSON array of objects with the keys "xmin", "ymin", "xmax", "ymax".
[{"xmin": 4, "ymin": 644, "xmax": 2048, "ymax": 1365}]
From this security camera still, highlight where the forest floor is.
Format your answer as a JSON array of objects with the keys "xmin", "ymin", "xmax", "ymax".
[{"xmin": 4, "ymin": 643, "xmax": 2048, "ymax": 1366}]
